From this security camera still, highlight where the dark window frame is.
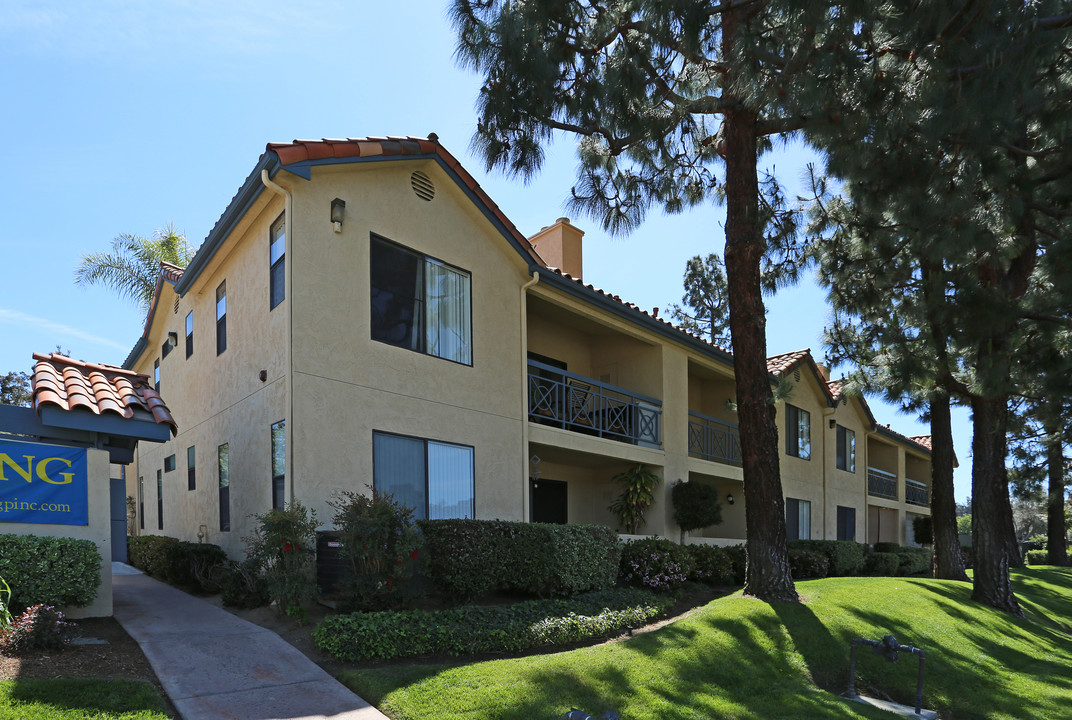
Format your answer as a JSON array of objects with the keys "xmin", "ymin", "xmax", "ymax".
[
  {"xmin": 187, "ymin": 445, "xmax": 196, "ymax": 491},
  {"xmin": 185, "ymin": 311, "xmax": 194, "ymax": 358},
  {"xmin": 270, "ymin": 213, "xmax": 286, "ymax": 310},
  {"xmin": 218, "ymin": 443, "xmax": 230, "ymax": 531},
  {"xmin": 372, "ymin": 430, "xmax": 475, "ymax": 520},
  {"xmin": 153, "ymin": 358, "xmax": 160, "ymax": 392},
  {"xmin": 271, "ymin": 420, "xmax": 285, "ymax": 510},
  {"xmin": 369, "ymin": 234, "xmax": 473, "ymax": 366},
  {"xmin": 216, "ymin": 281, "xmax": 227, "ymax": 356},
  {"xmin": 785, "ymin": 404, "xmax": 811, "ymax": 460},
  {"xmin": 836, "ymin": 505, "xmax": 856, "ymax": 541},
  {"xmin": 156, "ymin": 469, "xmax": 163, "ymax": 530},
  {"xmin": 164, "ymin": 454, "xmax": 176, "ymax": 472},
  {"xmin": 836, "ymin": 425, "xmax": 856, "ymax": 472},
  {"xmin": 138, "ymin": 476, "xmax": 144, "ymax": 530},
  {"xmin": 786, "ymin": 497, "xmax": 811, "ymax": 540}
]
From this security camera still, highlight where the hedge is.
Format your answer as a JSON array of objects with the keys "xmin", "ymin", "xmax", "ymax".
[
  {"xmin": 163, "ymin": 542, "xmax": 227, "ymax": 592},
  {"xmin": 312, "ymin": 588, "xmax": 672, "ymax": 661},
  {"xmin": 893, "ymin": 547, "xmax": 932, "ymax": 575},
  {"xmin": 864, "ymin": 552, "xmax": 901, "ymax": 576},
  {"xmin": 127, "ymin": 535, "xmax": 180, "ymax": 578},
  {"xmin": 788, "ymin": 540, "xmax": 866, "ymax": 576},
  {"xmin": 1025, "ymin": 550, "xmax": 1048, "ymax": 566},
  {"xmin": 0, "ymin": 534, "xmax": 101, "ymax": 611},
  {"xmin": 684, "ymin": 544, "xmax": 734, "ymax": 586},
  {"xmin": 418, "ymin": 519, "xmax": 620, "ymax": 600},
  {"xmin": 788, "ymin": 547, "xmax": 830, "ymax": 579},
  {"xmin": 619, "ymin": 537, "xmax": 693, "ymax": 592}
]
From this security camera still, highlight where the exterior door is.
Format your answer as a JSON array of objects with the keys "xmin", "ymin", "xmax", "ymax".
[{"xmin": 530, "ymin": 478, "xmax": 567, "ymax": 524}]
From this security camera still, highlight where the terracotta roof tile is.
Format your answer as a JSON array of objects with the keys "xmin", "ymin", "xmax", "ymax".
[
  {"xmin": 160, "ymin": 261, "xmax": 185, "ymax": 285},
  {"xmin": 827, "ymin": 379, "xmax": 847, "ymax": 402},
  {"xmin": 766, "ymin": 349, "xmax": 812, "ymax": 376},
  {"xmin": 31, "ymin": 353, "xmax": 177, "ymax": 435},
  {"xmin": 910, "ymin": 435, "xmax": 933, "ymax": 450}
]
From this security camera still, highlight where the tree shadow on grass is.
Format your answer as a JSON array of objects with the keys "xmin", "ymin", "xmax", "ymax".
[{"xmin": 6, "ymin": 678, "xmax": 168, "ymax": 717}]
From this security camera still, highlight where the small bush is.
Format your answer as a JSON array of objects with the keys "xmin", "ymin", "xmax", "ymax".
[
  {"xmin": 1026, "ymin": 550, "xmax": 1048, "ymax": 566},
  {"xmin": 893, "ymin": 547, "xmax": 932, "ymax": 575},
  {"xmin": 685, "ymin": 544, "xmax": 734, "ymax": 585},
  {"xmin": 671, "ymin": 480, "xmax": 723, "ymax": 535},
  {"xmin": 873, "ymin": 542, "xmax": 901, "ymax": 553},
  {"xmin": 245, "ymin": 503, "xmax": 319, "ymax": 619},
  {"xmin": 127, "ymin": 535, "xmax": 180, "ymax": 578},
  {"xmin": 619, "ymin": 537, "xmax": 694, "ymax": 593},
  {"xmin": 313, "ymin": 588, "xmax": 671, "ymax": 662},
  {"xmin": 420, "ymin": 519, "xmax": 620, "ymax": 601},
  {"xmin": 724, "ymin": 545, "xmax": 747, "ymax": 585},
  {"xmin": 0, "ymin": 576, "xmax": 13, "ymax": 628},
  {"xmin": 913, "ymin": 516, "xmax": 934, "ymax": 545},
  {"xmin": 864, "ymin": 552, "xmax": 901, "ymax": 576},
  {"xmin": 163, "ymin": 542, "xmax": 227, "ymax": 593},
  {"xmin": 788, "ymin": 548, "xmax": 830, "ymax": 579},
  {"xmin": 0, "ymin": 535, "xmax": 101, "ymax": 612},
  {"xmin": 788, "ymin": 540, "xmax": 866, "ymax": 576},
  {"xmin": 0, "ymin": 605, "xmax": 74, "ymax": 656},
  {"xmin": 331, "ymin": 488, "xmax": 421, "ymax": 611},
  {"xmin": 219, "ymin": 560, "xmax": 270, "ymax": 609}
]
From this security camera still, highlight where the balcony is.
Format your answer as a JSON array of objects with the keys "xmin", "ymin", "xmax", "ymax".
[
  {"xmin": 905, "ymin": 479, "xmax": 929, "ymax": 507},
  {"xmin": 528, "ymin": 360, "xmax": 661, "ymax": 448},
  {"xmin": 688, "ymin": 411, "xmax": 742, "ymax": 466},
  {"xmin": 867, "ymin": 467, "xmax": 898, "ymax": 500}
]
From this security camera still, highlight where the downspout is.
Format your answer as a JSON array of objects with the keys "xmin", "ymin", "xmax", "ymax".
[
  {"xmin": 822, "ymin": 407, "xmax": 835, "ymax": 539},
  {"xmin": 261, "ymin": 169, "xmax": 295, "ymax": 506},
  {"xmin": 520, "ymin": 270, "xmax": 540, "ymax": 522}
]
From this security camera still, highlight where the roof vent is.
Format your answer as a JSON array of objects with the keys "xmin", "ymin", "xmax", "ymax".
[
  {"xmin": 411, "ymin": 171, "xmax": 435, "ymax": 201},
  {"xmin": 173, "ymin": 298, "xmax": 180, "ymax": 314},
  {"xmin": 794, "ymin": 370, "xmax": 801, "ymax": 383}
]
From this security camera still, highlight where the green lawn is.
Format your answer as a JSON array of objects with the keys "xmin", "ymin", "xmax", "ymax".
[
  {"xmin": 0, "ymin": 678, "xmax": 170, "ymax": 720},
  {"xmin": 341, "ymin": 567, "xmax": 1072, "ymax": 720}
]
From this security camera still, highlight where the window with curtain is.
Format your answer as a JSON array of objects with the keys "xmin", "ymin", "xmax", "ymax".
[
  {"xmin": 836, "ymin": 425, "xmax": 856, "ymax": 472},
  {"xmin": 785, "ymin": 404, "xmax": 811, "ymax": 459},
  {"xmin": 370, "ymin": 235, "xmax": 472, "ymax": 365},
  {"xmin": 786, "ymin": 497, "xmax": 811, "ymax": 540},
  {"xmin": 373, "ymin": 431, "xmax": 474, "ymax": 520}
]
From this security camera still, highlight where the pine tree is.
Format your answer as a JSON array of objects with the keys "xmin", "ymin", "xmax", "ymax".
[{"xmin": 668, "ymin": 254, "xmax": 731, "ymax": 346}]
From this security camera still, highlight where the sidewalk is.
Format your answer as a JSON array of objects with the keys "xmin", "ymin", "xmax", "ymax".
[{"xmin": 112, "ymin": 562, "xmax": 389, "ymax": 720}]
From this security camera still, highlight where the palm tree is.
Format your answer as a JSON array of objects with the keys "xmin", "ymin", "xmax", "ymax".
[{"xmin": 74, "ymin": 226, "xmax": 194, "ymax": 314}]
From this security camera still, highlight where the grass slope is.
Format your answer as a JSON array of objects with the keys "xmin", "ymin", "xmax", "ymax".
[
  {"xmin": 341, "ymin": 568, "xmax": 1072, "ymax": 720},
  {"xmin": 0, "ymin": 679, "xmax": 170, "ymax": 720}
]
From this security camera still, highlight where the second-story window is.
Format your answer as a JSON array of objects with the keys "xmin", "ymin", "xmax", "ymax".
[
  {"xmin": 187, "ymin": 445, "xmax": 196, "ymax": 491},
  {"xmin": 185, "ymin": 311, "xmax": 194, "ymax": 358},
  {"xmin": 216, "ymin": 281, "xmax": 227, "ymax": 355},
  {"xmin": 270, "ymin": 214, "xmax": 286, "ymax": 310},
  {"xmin": 836, "ymin": 425, "xmax": 856, "ymax": 472},
  {"xmin": 153, "ymin": 359, "xmax": 160, "ymax": 392},
  {"xmin": 785, "ymin": 404, "xmax": 811, "ymax": 459},
  {"xmin": 370, "ymin": 235, "xmax": 472, "ymax": 365}
]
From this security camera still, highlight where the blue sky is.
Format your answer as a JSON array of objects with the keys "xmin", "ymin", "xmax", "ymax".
[{"xmin": 0, "ymin": 0, "xmax": 972, "ymax": 500}]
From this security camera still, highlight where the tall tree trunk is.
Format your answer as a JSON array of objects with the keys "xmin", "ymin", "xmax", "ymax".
[
  {"xmin": 970, "ymin": 393, "xmax": 1023, "ymax": 615},
  {"xmin": 930, "ymin": 395, "xmax": 968, "ymax": 581},
  {"xmin": 722, "ymin": 8, "xmax": 797, "ymax": 604},
  {"xmin": 1044, "ymin": 416, "xmax": 1068, "ymax": 566}
]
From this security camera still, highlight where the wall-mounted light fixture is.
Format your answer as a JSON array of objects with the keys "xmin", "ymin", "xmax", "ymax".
[
  {"xmin": 829, "ymin": 419, "xmax": 837, "ymax": 429},
  {"xmin": 197, "ymin": 524, "xmax": 207, "ymax": 544},
  {"xmin": 166, "ymin": 332, "xmax": 178, "ymax": 349},
  {"xmin": 726, "ymin": 493, "xmax": 735, "ymax": 505},
  {"xmin": 330, "ymin": 197, "xmax": 346, "ymax": 233}
]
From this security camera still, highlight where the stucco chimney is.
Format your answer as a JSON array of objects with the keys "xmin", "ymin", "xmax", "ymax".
[
  {"xmin": 816, "ymin": 363, "xmax": 830, "ymax": 382},
  {"xmin": 529, "ymin": 217, "xmax": 584, "ymax": 280}
]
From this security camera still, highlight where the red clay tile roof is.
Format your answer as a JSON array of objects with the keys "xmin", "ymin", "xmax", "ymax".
[
  {"xmin": 31, "ymin": 353, "xmax": 177, "ymax": 435},
  {"xmin": 827, "ymin": 379, "xmax": 847, "ymax": 402},
  {"xmin": 160, "ymin": 261, "xmax": 185, "ymax": 285},
  {"xmin": 267, "ymin": 135, "xmax": 545, "ymax": 267},
  {"xmin": 910, "ymin": 435, "xmax": 933, "ymax": 451},
  {"xmin": 766, "ymin": 349, "xmax": 812, "ymax": 376}
]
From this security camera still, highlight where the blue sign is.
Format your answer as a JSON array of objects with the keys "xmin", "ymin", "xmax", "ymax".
[{"xmin": 0, "ymin": 438, "xmax": 89, "ymax": 526}]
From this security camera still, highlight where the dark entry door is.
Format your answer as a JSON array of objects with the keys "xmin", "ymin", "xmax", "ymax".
[{"xmin": 530, "ymin": 478, "xmax": 567, "ymax": 524}]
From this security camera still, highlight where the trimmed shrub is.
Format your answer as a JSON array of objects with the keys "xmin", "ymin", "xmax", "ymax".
[
  {"xmin": 245, "ymin": 502, "xmax": 319, "ymax": 620},
  {"xmin": 894, "ymin": 547, "xmax": 932, "ymax": 576},
  {"xmin": 788, "ymin": 547, "xmax": 830, "ymax": 579},
  {"xmin": 0, "ymin": 604, "xmax": 74, "ymax": 656},
  {"xmin": 1026, "ymin": 550, "xmax": 1048, "ymax": 566},
  {"xmin": 671, "ymin": 480, "xmax": 723, "ymax": 535},
  {"xmin": 685, "ymin": 544, "xmax": 734, "ymax": 585},
  {"xmin": 873, "ymin": 542, "xmax": 901, "ymax": 553},
  {"xmin": 163, "ymin": 542, "xmax": 227, "ymax": 593},
  {"xmin": 219, "ymin": 560, "xmax": 270, "ymax": 609},
  {"xmin": 724, "ymin": 545, "xmax": 747, "ymax": 585},
  {"xmin": 0, "ymin": 535, "xmax": 101, "ymax": 611},
  {"xmin": 788, "ymin": 540, "xmax": 866, "ymax": 576},
  {"xmin": 312, "ymin": 588, "xmax": 672, "ymax": 662},
  {"xmin": 419, "ymin": 519, "xmax": 620, "ymax": 600},
  {"xmin": 913, "ymin": 516, "xmax": 934, "ymax": 545},
  {"xmin": 127, "ymin": 535, "xmax": 180, "ymax": 578},
  {"xmin": 864, "ymin": 552, "xmax": 901, "ymax": 576},
  {"xmin": 619, "ymin": 537, "xmax": 694, "ymax": 592}
]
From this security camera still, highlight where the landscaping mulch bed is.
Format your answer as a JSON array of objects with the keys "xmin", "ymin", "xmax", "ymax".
[{"xmin": 0, "ymin": 616, "xmax": 176, "ymax": 715}]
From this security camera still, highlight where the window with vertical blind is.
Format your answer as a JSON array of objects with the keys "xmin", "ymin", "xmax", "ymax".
[
  {"xmin": 218, "ymin": 443, "xmax": 230, "ymax": 531},
  {"xmin": 372, "ymin": 431, "xmax": 474, "ymax": 520},
  {"xmin": 369, "ymin": 235, "xmax": 472, "ymax": 365},
  {"xmin": 786, "ymin": 497, "xmax": 811, "ymax": 540},
  {"xmin": 271, "ymin": 420, "xmax": 285, "ymax": 510},
  {"xmin": 785, "ymin": 404, "xmax": 811, "ymax": 459},
  {"xmin": 185, "ymin": 311, "xmax": 194, "ymax": 358},
  {"xmin": 187, "ymin": 446, "xmax": 196, "ymax": 491},
  {"xmin": 216, "ymin": 281, "xmax": 227, "ymax": 355},
  {"xmin": 837, "ymin": 505, "xmax": 856, "ymax": 541},
  {"xmin": 270, "ymin": 214, "xmax": 286, "ymax": 310}
]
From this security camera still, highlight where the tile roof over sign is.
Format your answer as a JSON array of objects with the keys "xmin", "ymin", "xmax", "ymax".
[{"xmin": 31, "ymin": 353, "xmax": 177, "ymax": 435}]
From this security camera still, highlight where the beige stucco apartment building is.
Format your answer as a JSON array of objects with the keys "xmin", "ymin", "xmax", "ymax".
[{"xmin": 124, "ymin": 135, "xmax": 932, "ymax": 557}]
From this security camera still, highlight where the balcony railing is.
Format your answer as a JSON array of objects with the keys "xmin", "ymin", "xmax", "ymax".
[
  {"xmin": 688, "ymin": 411, "xmax": 742, "ymax": 466},
  {"xmin": 528, "ymin": 360, "xmax": 662, "ymax": 448},
  {"xmin": 905, "ymin": 479, "xmax": 929, "ymax": 507},
  {"xmin": 867, "ymin": 467, "xmax": 898, "ymax": 500}
]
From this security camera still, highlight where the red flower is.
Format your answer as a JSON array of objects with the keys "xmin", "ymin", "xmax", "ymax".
[{"xmin": 410, "ymin": 549, "xmax": 419, "ymax": 561}]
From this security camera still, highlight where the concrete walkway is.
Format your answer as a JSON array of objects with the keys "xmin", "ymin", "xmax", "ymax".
[{"xmin": 112, "ymin": 562, "xmax": 389, "ymax": 720}]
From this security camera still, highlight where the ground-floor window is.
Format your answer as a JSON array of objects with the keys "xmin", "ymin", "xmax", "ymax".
[
  {"xmin": 836, "ymin": 505, "xmax": 856, "ymax": 541},
  {"xmin": 372, "ymin": 431, "xmax": 474, "ymax": 520},
  {"xmin": 218, "ymin": 443, "xmax": 230, "ymax": 531},
  {"xmin": 271, "ymin": 420, "xmax": 285, "ymax": 510},
  {"xmin": 786, "ymin": 497, "xmax": 811, "ymax": 540},
  {"xmin": 156, "ymin": 469, "xmax": 163, "ymax": 530}
]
